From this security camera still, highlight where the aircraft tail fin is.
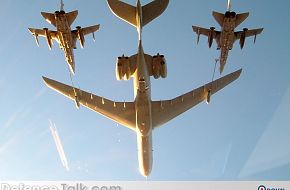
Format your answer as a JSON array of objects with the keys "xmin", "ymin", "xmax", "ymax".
[
  {"xmin": 107, "ymin": 0, "xmax": 169, "ymax": 28},
  {"xmin": 212, "ymin": 11, "xmax": 224, "ymax": 27},
  {"xmin": 235, "ymin": 12, "xmax": 249, "ymax": 27}
]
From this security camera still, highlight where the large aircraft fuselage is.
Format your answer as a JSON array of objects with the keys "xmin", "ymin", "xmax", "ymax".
[{"xmin": 133, "ymin": 40, "xmax": 153, "ymax": 177}]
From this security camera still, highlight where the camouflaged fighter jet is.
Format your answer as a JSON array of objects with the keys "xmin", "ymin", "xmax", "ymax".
[
  {"xmin": 192, "ymin": 0, "xmax": 263, "ymax": 74},
  {"xmin": 43, "ymin": 0, "xmax": 242, "ymax": 177},
  {"xmin": 28, "ymin": 0, "xmax": 100, "ymax": 74}
]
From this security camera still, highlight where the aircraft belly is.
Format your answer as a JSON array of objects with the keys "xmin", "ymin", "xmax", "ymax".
[{"xmin": 137, "ymin": 132, "xmax": 153, "ymax": 177}]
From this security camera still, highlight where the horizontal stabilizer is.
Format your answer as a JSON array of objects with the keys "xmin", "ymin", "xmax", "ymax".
[
  {"xmin": 235, "ymin": 12, "xmax": 249, "ymax": 27},
  {"xmin": 212, "ymin": 11, "xmax": 224, "ymax": 26},
  {"xmin": 107, "ymin": 0, "xmax": 169, "ymax": 28},
  {"xmin": 41, "ymin": 12, "xmax": 57, "ymax": 27},
  {"xmin": 142, "ymin": 0, "xmax": 169, "ymax": 26},
  {"xmin": 66, "ymin": 10, "xmax": 78, "ymax": 26},
  {"xmin": 107, "ymin": 0, "xmax": 137, "ymax": 27},
  {"xmin": 43, "ymin": 77, "xmax": 136, "ymax": 131},
  {"xmin": 151, "ymin": 69, "xmax": 242, "ymax": 128}
]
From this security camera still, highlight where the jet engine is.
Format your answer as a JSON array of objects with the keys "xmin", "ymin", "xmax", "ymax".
[
  {"xmin": 76, "ymin": 26, "xmax": 85, "ymax": 48},
  {"xmin": 240, "ymin": 28, "xmax": 248, "ymax": 49},
  {"xmin": 115, "ymin": 55, "xmax": 131, "ymax": 80},
  {"xmin": 208, "ymin": 27, "xmax": 215, "ymax": 48},
  {"xmin": 230, "ymin": 12, "xmax": 236, "ymax": 18},
  {"xmin": 152, "ymin": 54, "xmax": 167, "ymax": 79},
  {"xmin": 44, "ymin": 28, "xmax": 52, "ymax": 50}
]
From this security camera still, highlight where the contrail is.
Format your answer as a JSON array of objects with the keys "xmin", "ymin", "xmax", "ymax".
[{"xmin": 49, "ymin": 120, "xmax": 69, "ymax": 171}]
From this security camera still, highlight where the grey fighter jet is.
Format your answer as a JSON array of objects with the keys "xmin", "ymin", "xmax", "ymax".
[
  {"xmin": 192, "ymin": 2, "xmax": 263, "ymax": 74},
  {"xmin": 28, "ymin": 0, "xmax": 100, "ymax": 74}
]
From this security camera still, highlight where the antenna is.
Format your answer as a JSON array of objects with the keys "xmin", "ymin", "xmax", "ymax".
[
  {"xmin": 60, "ymin": 0, "xmax": 64, "ymax": 11},
  {"xmin": 227, "ymin": 0, "xmax": 231, "ymax": 11}
]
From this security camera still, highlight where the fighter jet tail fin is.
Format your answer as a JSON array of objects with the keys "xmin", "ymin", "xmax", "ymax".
[
  {"xmin": 235, "ymin": 12, "xmax": 249, "ymax": 27},
  {"xmin": 212, "ymin": 11, "xmax": 224, "ymax": 27},
  {"xmin": 142, "ymin": 0, "xmax": 169, "ymax": 27}
]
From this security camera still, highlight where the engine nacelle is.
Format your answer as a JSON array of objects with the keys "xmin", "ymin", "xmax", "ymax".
[
  {"xmin": 76, "ymin": 26, "xmax": 85, "ymax": 48},
  {"xmin": 230, "ymin": 11, "xmax": 236, "ymax": 18},
  {"xmin": 115, "ymin": 55, "xmax": 131, "ymax": 81},
  {"xmin": 152, "ymin": 54, "xmax": 167, "ymax": 79},
  {"xmin": 240, "ymin": 28, "xmax": 248, "ymax": 49},
  {"xmin": 44, "ymin": 28, "xmax": 52, "ymax": 50},
  {"xmin": 208, "ymin": 27, "xmax": 215, "ymax": 48}
]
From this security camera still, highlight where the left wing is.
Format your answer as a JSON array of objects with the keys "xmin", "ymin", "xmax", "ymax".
[
  {"xmin": 43, "ymin": 77, "xmax": 136, "ymax": 131},
  {"xmin": 235, "ymin": 28, "xmax": 264, "ymax": 39},
  {"xmin": 28, "ymin": 28, "xmax": 59, "ymax": 45},
  {"xmin": 192, "ymin": 25, "xmax": 221, "ymax": 45},
  {"xmin": 151, "ymin": 69, "xmax": 242, "ymax": 128}
]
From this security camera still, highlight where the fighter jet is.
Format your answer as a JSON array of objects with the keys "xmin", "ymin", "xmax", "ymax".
[
  {"xmin": 192, "ymin": 0, "xmax": 263, "ymax": 74},
  {"xmin": 28, "ymin": 0, "xmax": 100, "ymax": 74},
  {"xmin": 43, "ymin": 0, "xmax": 242, "ymax": 177}
]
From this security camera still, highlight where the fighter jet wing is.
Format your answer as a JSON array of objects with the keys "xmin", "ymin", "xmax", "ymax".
[
  {"xmin": 107, "ymin": 0, "xmax": 137, "ymax": 27},
  {"xmin": 42, "ymin": 77, "xmax": 136, "ymax": 131},
  {"xmin": 28, "ymin": 28, "xmax": 58, "ymax": 42},
  {"xmin": 78, "ymin": 24, "xmax": 100, "ymax": 36},
  {"xmin": 235, "ymin": 28, "xmax": 264, "ymax": 39},
  {"xmin": 192, "ymin": 26, "xmax": 221, "ymax": 38},
  {"xmin": 151, "ymin": 69, "xmax": 242, "ymax": 128},
  {"xmin": 41, "ymin": 12, "xmax": 57, "ymax": 27}
]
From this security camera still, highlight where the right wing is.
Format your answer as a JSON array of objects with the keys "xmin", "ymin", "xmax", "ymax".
[
  {"xmin": 41, "ymin": 12, "xmax": 57, "ymax": 27},
  {"xmin": 73, "ymin": 25, "xmax": 100, "ymax": 36},
  {"xmin": 107, "ymin": 0, "xmax": 137, "ymax": 27},
  {"xmin": 235, "ymin": 28, "xmax": 264, "ymax": 39},
  {"xmin": 151, "ymin": 69, "xmax": 242, "ymax": 128},
  {"xmin": 43, "ymin": 77, "xmax": 136, "ymax": 131},
  {"xmin": 28, "ymin": 28, "xmax": 59, "ymax": 42}
]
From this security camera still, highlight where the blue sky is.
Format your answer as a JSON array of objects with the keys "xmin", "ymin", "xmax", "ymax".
[{"xmin": 0, "ymin": 0, "xmax": 289, "ymax": 180}]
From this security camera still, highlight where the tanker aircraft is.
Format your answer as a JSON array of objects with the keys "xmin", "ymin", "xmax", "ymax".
[
  {"xmin": 28, "ymin": 0, "xmax": 100, "ymax": 74},
  {"xmin": 192, "ymin": 0, "xmax": 263, "ymax": 74},
  {"xmin": 43, "ymin": 0, "xmax": 242, "ymax": 177}
]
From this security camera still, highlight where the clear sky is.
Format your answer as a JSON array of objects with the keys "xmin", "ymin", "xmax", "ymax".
[{"xmin": 0, "ymin": 0, "xmax": 289, "ymax": 180}]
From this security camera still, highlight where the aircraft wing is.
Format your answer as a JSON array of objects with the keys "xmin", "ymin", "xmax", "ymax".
[
  {"xmin": 78, "ymin": 25, "xmax": 100, "ymax": 36},
  {"xmin": 192, "ymin": 26, "xmax": 220, "ymax": 38},
  {"xmin": 151, "ymin": 69, "xmax": 242, "ymax": 128},
  {"xmin": 42, "ymin": 77, "xmax": 136, "ymax": 131},
  {"xmin": 107, "ymin": 0, "xmax": 137, "ymax": 27},
  {"xmin": 66, "ymin": 10, "xmax": 78, "ymax": 26},
  {"xmin": 28, "ymin": 28, "xmax": 58, "ymax": 41},
  {"xmin": 235, "ymin": 28, "xmax": 263, "ymax": 39},
  {"xmin": 41, "ymin": 12, "xmax": 57, "ymax": 27}
]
